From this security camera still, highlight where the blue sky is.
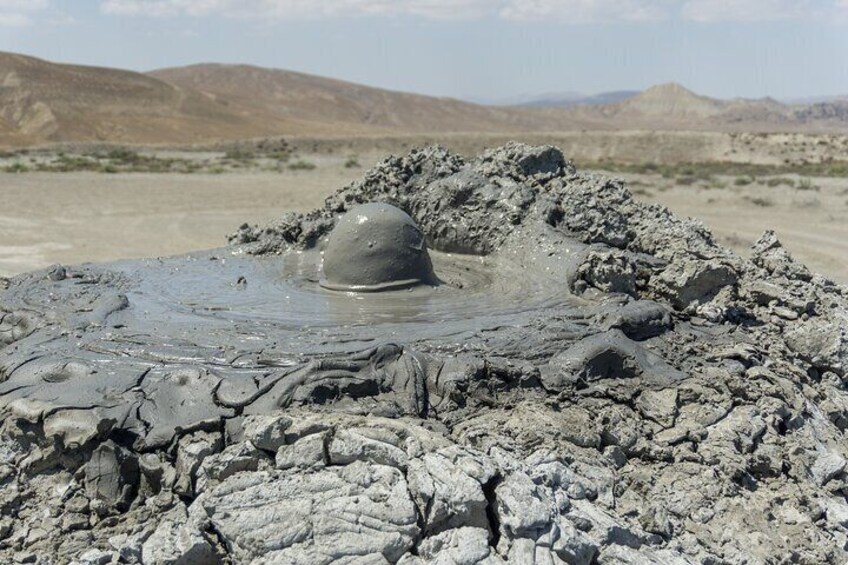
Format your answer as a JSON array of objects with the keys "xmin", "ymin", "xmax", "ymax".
[{"xmin": 1, "ymin": 0, "xmax": 846, "ymax": 100}]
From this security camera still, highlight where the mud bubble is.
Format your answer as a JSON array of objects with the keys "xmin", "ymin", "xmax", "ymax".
[{"xmin": 319, "ymin": 202, "xmax": 438, "ymax": 292}]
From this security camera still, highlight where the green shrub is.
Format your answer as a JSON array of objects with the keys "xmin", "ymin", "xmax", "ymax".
[
  {"xmin": 107, "ymin": 148, "xmax": 141, "ymax": 163},
  {"xmin": 4, "ymin": 162, "xmax": 28, "ymax": 173},
  {"xmin": 289, "ymin": 160, "xmax": 316, "ymax": 171},
  {"xmin": 766, "ymin": 177, "xmax": 795, "ymax": 188},
  {"xmin": 745, "ymin": 196, "xmax": 773, "ymax": 207},
  {"xmin": 797, "ymin": 178, "xmax": 819, "ymax": 191},
  {"xmin": 225, "ymin": 148, "xmax": 255, "ymax": 161},
  {"xmin": 268, "ymin": 150, "xmax": 290, "ymax": 162}
]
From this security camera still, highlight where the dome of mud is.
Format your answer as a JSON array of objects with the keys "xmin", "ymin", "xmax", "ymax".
[{"xmin": 319, "ymin": 202, "xmax": 437, "ymax": 292}]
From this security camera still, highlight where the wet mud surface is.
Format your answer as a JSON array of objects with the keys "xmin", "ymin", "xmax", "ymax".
[{"xmin": 1, "ymin": 143, "xmax": 848, "ymax": 564}]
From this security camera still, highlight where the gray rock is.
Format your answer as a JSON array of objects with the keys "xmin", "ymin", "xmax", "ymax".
[
  {"xmin": 275, "ymin": 431, "xmax": 328, "ymax": 471},
  {"xmin": 84, "ymin": 441, "xmax": 139, "ymax": 510},
  {"xmin": 78, "ymin": 549, "xmax": 113, "ymax": 565},
  {"xmin": 243, "ymin": 414, "xmax": 292, "ymax": 453},
  {"xmin": 174, "ymin": 431, "xmax": 223, "ymax": 497},
  {"xmin": 141, "ymin": 518, "xmax": 217, "ymax": 565},
  {"xmin": 195, "ymin": 442, "xmax": 268, "ymax": 493},
  {"xmin": 201, "ymin": 463, "xmax": 418, "ymax": 563},
  {"xmin": 812, "ymin": 451, "xmax": 847, "ymax": 486},
  {"xmin": 411, "ymin": 527, "xmax": 498, "ymax": 564}
]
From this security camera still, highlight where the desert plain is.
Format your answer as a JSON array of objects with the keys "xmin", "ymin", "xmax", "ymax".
[{"xmin": 2, "ymin": 131, "xmax": 847, "ymax": 284}]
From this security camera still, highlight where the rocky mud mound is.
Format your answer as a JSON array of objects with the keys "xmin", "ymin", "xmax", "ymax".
[{"xmin": 2, "ymin": 143, "xmax": 848, "ymax": 564}]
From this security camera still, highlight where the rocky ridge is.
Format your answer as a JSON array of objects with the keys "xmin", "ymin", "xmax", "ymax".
[{"xmin": 1, "ymin": 143, "xmax": 847, "ymax": 563}]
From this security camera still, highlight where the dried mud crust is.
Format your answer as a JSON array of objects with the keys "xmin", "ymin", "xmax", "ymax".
[{"xmin": 0, "ymin": 143, "xmax": 847, "ymax": 564}]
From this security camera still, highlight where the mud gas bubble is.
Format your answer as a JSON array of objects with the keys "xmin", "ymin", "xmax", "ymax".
[{"xmin": 319, "ymin": 202, "xmax": 438, "ymax": 292}]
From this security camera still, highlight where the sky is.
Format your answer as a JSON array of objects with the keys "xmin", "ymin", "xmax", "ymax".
[{"xmin": 0, "ymin": 0, "xmax": 846, "ymax": 101}]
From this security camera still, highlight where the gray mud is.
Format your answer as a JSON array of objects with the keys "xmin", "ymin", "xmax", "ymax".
[{"xmin": 1, "ymin": 143, "xmax": 848, "ymax": 564}]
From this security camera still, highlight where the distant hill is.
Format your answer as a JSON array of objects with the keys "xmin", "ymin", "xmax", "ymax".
[
  {"xmin": 783, "ymin": 95, "xmax": 848, "ymax": 105},
  {"xmin": 0, "ymin": 52, "xmax": 845, "ymax": 147},
  {"xmin": 792, "ymin": 100, "xmax": 848, "ymax": 123},
  {"xmin": 148, "ymin": 63, "xmax": 561, "ymax": 135},
  {"xmin": 478, "ymin": 90, "xmax": 639, "ymax": 108},
  {"xmin": 515, "ymin": 90, "xmax": 640, "ymax": 108},
  {"xmin": 603, "ymin": 83, "xmax": 725, "ymax": 119},
  {"xmin": 0, "ymin": 51, "xmax": 277, "ymax": 145}
]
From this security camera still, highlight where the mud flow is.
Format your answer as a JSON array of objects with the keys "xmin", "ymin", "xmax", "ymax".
[{"xmin": 119, "ymin": 247, "xmax": 578, "ymax": 331}]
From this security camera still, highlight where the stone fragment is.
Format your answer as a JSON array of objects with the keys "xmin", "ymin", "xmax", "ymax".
[
  {"xmin": 409, "ymin": 527, "xmax": 495, "ymax": 564},
  {"xmin": 275, "ymin": 431, "xmax": 328, "ymax": 470},
  {"xmin": 174, "ymin": 431, "xmax": 223, "ymax": 497},
  {"xmin": 636, "ymin": 389, "xmax": 678, "ymax": 428},
  {"xmin": 406, "ymin": 447, "xmax": 497, "ymax": 535},
  {"xmin": 141, "ymin": 519, "xmax": 218, "ymax": 565},
  {"xmin": 84, "ymin": 441, "xmax": 139, "ymax": 510},
  {"xmin": 495, "ymin": 472, "xmax": 553, "ymax": 538},
  {"xmin": 786, "ymin": 321, "xmax": 847, "ymax": 377},
  {"xmin": 811, "ymin": 452, "xmax": 847, "ymax": 486},
  {"xmin": 576, "ymin": 248, "xmax": 637, "ymax": 296},
  {"xmin": 201, "ymin": 463, "xmax": 418, "ymax": 563},
  {"xmin": 195, "ymin": 442, "xmax": 268, "ymax": 493},
  {"xmin": 328, "ymin": 428, "xmax": 409, "ymax": 469},
  {"xmin": 77, "ymin": 549, "xmax": 113, "ymax": 565},
  {"xmin": 652, "ymin": 259, "xmax": 737, "ymax": 309},
  {"xmin": 243, "ymin": 414, "xmax": 292, "ymax": 452}
]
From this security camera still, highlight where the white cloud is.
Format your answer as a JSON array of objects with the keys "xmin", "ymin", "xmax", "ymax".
[
  {"xmin": 98, "ymin": 0, "xmax": 848, "ymax": 23},
  {"xmin": 680, "ymin": 0, "xmax": 829, "ymax": 22},
  {"xmin": 500, "ymin": 0, "xmax": 672, "ymax": 23},
  {"xmin": 0, "ymin": 0, "xmax": 48, "ymax": 26},
  {"xmin": 0, "ymin": 12, "xmax": 29, "ymax": 25},
  {"xmin": 100, "ymin": 0, "xmax": 488, "ymax": 19}
]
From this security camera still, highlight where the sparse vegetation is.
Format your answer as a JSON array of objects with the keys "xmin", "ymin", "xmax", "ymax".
[
  {"xmin": 270, "ymin": 150, "xmax": 291, "ymax": 163},
  {"xmin": 744, "ymin": 196, "xmax": 774, "ymax": 207},
  {"xmin": 4, "ymin": 162, "xmax": 29, "ymax": 173},
  {"xmin": 0, "ymin": 148, "xmax": 212, "ymax": 174},
  {"xmin": 583, "ymin": 159, "xmax": 848, "ymax": 179},
  {"xmin": 797, "ymin": 178, "xmax": 819, "ymax": 191},
  {"xmin": 734, "ymin": 176, "xmax": 754, "ymax": 186},
  {"xmin": 344, "ymin": 156, "xmax": 361, "ymax": 168},
  {"xmin": 289, "ymin": 160, "xmax": 317, "ymax": 171},
  {"xmin": 766, "ymin": 177, "xmax": 795, "ymax": 188},
  {"xmin": 224, "ymin": 148, "xmax": 256, "ymax": 161}
]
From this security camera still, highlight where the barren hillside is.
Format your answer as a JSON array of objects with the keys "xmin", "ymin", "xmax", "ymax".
[
  {"xmin": 148, "ymin": 64, "xmax": 565, "ymax": 134},
  {"xmin": 0, "ymin": 53, "xmax": 388, "ymax": 146},
  {"xmin": 1, "ymin": 51, "xmax": 846, "ymax": 147}
]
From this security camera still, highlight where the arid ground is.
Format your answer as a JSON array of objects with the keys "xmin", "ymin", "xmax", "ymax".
[{"xmin": 2, "ymin": 135, "xmax": 847, "ymax": 284}]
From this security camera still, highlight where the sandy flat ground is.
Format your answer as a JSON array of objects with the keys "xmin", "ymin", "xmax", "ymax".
[
  {"xmin": 2, "ymin": 159, "xmax": 847, "ymax": 284},
  {"xmin": 0, "ymin": 165, "xmax": 359, "ymax": 275},
  {"xmin": 624, "ymin": 173, "xmax": 848, "ymax": 284}
]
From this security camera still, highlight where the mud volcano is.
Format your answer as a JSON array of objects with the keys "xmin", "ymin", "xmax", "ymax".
[{"xmin": 2, "ymin": 143, "xmax": 848, "ymax": 564}]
